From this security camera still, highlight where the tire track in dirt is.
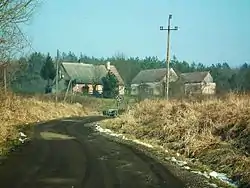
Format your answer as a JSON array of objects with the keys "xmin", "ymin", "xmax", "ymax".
[
  {"xmin": 0, "ymin": 116, "xmax": 189, "ymax": 188},
  {"xmin": 72, "ymin": 123, "xmax": 185, "ymax": 188},
  {"xmin": 66, "ymin": 121, "xmax": 121, "ymax": 188},
  {"xmin": 19, "ymin": 121, "xmax": 87, "ymax": 188},
  {"xmin": 121, "ymin": 143, "xmax": 185, "ymax": 188}
]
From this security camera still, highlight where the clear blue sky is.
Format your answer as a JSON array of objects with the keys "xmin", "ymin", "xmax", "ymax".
[{"xmin": 24, "ymin": 0, "xmax": 250, "ymax": 66}]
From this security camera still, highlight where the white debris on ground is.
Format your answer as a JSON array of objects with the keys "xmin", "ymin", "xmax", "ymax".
[
  {"xmin": 167, "ymin": 156, "xmax": 237, "ymax": 187},
  {"xmin": 166, "ymin": 156, "xmax": 188, "ymax": 167},
  {"xmin": 131, "ymin": 139, "xmax": 154, "ymax": 148},
  {"xmin": 191, "ymin": 170, "xmax": 210, "ymax": 179},
  {"xmin": 19, "ymin": 132, "xmax": 26, "ymax": 137},
  {"xmin": 208, "ymin": 183, "xmax": 219, "ymax": 188},
  {"xmin": 94, "ymin": 123, "xmax": 153, "ymax": 148},
  {"xmin": 209, "ymin": 171, "xmax": 237, "ymax": 187},
  {"xmin": 18, "ymin": 132, "xmax": 28, "ymax": 144},
  {"xmin": 93, "ymin": 123, "xmax": 238, "ymax": 188}
]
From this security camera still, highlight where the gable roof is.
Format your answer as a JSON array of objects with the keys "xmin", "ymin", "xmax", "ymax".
[
  {"xmin": 61, "ymin": 62, "xmax": 124, "ymax": 85},
  {"xmin": 109, "ymin": 65, "xmax": 124, "ymax": 85},
  {"xmin": 62, "ymin": 62, "xmax": 107, "ymax": 84},
  {"xmin": 180, "ymin": 71, "xmax": 210, "ymax": 83},
  {"xmin": 131, "ymin": 68, "xmax": 176, "ymax": 84}
]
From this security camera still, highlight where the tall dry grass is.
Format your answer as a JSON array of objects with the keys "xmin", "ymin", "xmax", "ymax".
[
  {"xmin": 104, "ymin": 93, "xmax": 250, "ymax": 186},
  {"xmin": 19, "ymin": 93, "xmax": 116, "ymax": 112},
  {"xmin": 0, "ymin": 91, "xmax": 90, "ymax": 156}
]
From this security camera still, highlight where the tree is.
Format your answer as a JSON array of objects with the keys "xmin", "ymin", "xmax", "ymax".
[
  {"xmin": 10, "ymin": 53, "xmax": 50, "ymax": 93},
  {"xmin": 0, "ymin": 0, "xmax": 39, "ymax": 61},
  {"xmin": 28, "ymin": 52, "xmax": 45, "ymax": 74},
  {"xmin": 40, "ymin": 53, "xmax": 56, "ymax": 88},
  {"xmin": 61, "ymin": 51, "xmax": 78, "ymax": 62},
  {"xmin": 0, "ymin": 0, "xmax": 38, "ymax": 92},
  {"xmin": 170, "ymin": 56, "xmax": 192, "ymax": 74},
  {"xmin": 7, "ymin": 58, "xmax": 27, "ymax": 86},
  {"xmin": 102, "ymin": 71, "xmax": 119, "ymax": 98},
  {"xmin": 238, "ymin": 63, "xmax": 250, "ymax": 91}
]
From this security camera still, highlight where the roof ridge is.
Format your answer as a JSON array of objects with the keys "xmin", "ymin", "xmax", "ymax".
[
  {"xmin": 131, "ymin": 68, "xmax": 176, "ymax": 84},
  {"xmin": 139, "ymin": 67, "xmax": 173, "ymax": 72},
  {"xmin": 181, "ymin": 71, "xmax": 209, "ymax": 74},
  {"xmin": 62, "ymin": 62, "xmax": 93, "ymax": 66}
]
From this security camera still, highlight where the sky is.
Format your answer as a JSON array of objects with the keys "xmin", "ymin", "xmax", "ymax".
[{"xmin": 23, "ymin": 0, "xmax": 250, "ymax": 66}]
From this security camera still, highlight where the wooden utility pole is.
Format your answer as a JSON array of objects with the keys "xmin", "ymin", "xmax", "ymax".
[
  {"xmin": 3, "ymin": 64, "xmax": 7, "ymax": 94},
  {"xmin": 64, "ymin": 79, "xmax": 72, "ymax": 102},
  {"xmin": 160, "ymin": 14, "xmax": 178, "ymax": 100},
  {"xmin": 0, "ymin": 38, "xmax": 7, "ymax": 94},
  {"xmin": 55, "ymin": 49, "xmax": 59, "ymax": 105}
]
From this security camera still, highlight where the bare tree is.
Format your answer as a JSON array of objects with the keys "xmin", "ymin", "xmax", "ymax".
[
  {"xmin": 0, "ymin": 0, "xmax": 39, "ymax": 61},
  {"xmin": 0, "ymin": 0, "xmax": 39, "ymax": 91}
]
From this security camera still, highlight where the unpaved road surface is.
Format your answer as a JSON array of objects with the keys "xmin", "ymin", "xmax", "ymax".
[{"xmin": 0, "ymin": 116, "xmax": 195, "ymax": 188}]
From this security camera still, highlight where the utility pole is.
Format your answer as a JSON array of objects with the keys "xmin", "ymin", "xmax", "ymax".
[
  {"xmin": 0, "ymin": 38, "xmax": 7, "ymax": 94},
  {"xmin": 160, "ymin": 14, "xmax": 178, "ymax": 100},
  {"xmin": 55, "ymin": 49, "xmax": 59, "ymax": 105},
  {"xmin": 3, "ymin": 63, "xmax": 7, "ymax": 94}
]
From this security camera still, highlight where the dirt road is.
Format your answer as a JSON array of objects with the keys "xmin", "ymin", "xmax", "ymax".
[{"xmin": 0, "ymin": 116, "xmax": 201, "ymax": 188}]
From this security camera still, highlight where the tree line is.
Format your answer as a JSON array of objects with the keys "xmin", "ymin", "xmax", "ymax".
[
  {"xmin": 62, "ymin": 51, "xmax": 250, "ymax": 94},
  {"xmin": 3, "ymin": 51, "xmax": 250, "ymax": 95},
  {"xmin": 0, "ymin": 1, "xmax": 249, "ymax": 96}
]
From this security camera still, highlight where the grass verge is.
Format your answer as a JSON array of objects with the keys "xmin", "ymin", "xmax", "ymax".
[
  {"xmin": 0, "ymin": 91, "xmax": 114, "ymax": 157},
  {"xmin": 21, "ymin": 93, "xmax": 117, "ymax": 113},
  {"xmin": 102, "ymin": 93, "xmax": 250, "ymax": 187}
]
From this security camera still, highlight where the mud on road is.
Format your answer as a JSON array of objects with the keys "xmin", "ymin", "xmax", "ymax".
[{"xmin": 0, "ymin": 116, "xmax": 208, "ymax": 188}]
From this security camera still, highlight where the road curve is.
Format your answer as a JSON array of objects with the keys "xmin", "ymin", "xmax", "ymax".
[{"xmin": 0, "ymin": 116, "xmax": 186, "ymax": 188}]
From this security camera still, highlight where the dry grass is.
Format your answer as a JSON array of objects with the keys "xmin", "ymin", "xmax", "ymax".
[
  {"xmin": 18, "ymin": 93, "xmax": 116, "ymax": 112},
  {"xmin": 104, "ymin": 93, "xmax": 250, "ymax": 186},
  {"xmin": 0, "ymin": 91, "xmax": 110, "ymax": 156}
]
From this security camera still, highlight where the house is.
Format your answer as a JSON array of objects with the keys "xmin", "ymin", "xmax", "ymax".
[
  {"xmin": 130, "ymin": 68, "xmax": 178, "ymax": 96},
  {"xmin": 179, "ymin": 71, "xmax": 216, "ymax": 95},
  {"xmin": 52, "ymin": 61, "xmax": 125, "ymax": 95}
]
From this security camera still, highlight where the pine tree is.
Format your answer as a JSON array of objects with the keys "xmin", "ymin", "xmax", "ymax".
[
  {"xmin": 102, "ymin": 71, "xmax": 119, "ymax": 98},
  {"xmin": 40, "ymin": 53, "xmax": 56, "ymax": 90}
]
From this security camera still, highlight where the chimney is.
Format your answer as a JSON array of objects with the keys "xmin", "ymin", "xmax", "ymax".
[{"xmin": 106, "ymin": 61, "xmax": 111, "ymax": 71}]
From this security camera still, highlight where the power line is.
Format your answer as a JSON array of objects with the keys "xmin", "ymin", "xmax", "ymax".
[
  {"xmin": 15, "ymin": 23, "xmax": 38, "ymax": 55},
  {"xmin": 160, "ymin": 14, "xmax": 178, "ymax": 100}
]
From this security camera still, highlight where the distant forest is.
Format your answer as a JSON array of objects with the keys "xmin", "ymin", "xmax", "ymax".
[{"xmin": 2, "ymin": 51, "xmax": 250, "ymax": 94}]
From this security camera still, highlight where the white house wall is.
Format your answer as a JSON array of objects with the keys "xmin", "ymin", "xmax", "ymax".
[
  {"xmin": 203, "ymin": 73, "xmax": 213, "ymax": 83},
  {"xmin": 184, "ymin": 82, "xmax": 216, "ymax": 95},
  {"xmin": 202, "ymin": 83, "xmax": 216, "ymax": 94},
  {"xmin": 131, "ymin": 82, "xmax": 163, "ymax": 96},
  {"xmin": 131, "ymin": 84, "xmax": 139, "ymax": 95},
  {"xmin": 119, "ymin": 85, "xmax": 125, "ymax": 95}
]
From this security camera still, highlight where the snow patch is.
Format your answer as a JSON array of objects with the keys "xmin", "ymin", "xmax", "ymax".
[
  {"xmin": 19, "ymin": 132, "xmax": 27, "ymax": 138},
  {"xmin": 61, "ymin": 119, "xmax": 83, "ymax": 123},
  {"xmin": 209, "ymin": 171, "xmax": 237, "ymax": 187},
  {"xmin": 208, "ymin": 183, "xmax": 218, "ymax": 188},
  {"xmin": 19, "ymin": 132, "xmax": 28, "ymax": 144},
  {"xmin": 93, "ymin": 123, "xmax": 238, "ymax": 188},
  {"xmin": 18, "ymin": 138, "xmax": 28, "ymax": 144},
  {"xmin": 191, "ymin": 170, "xmax": 210, "ymax": 179},
  {"xmin": 94, "ymin": 123, "xmax": 153, "ymax": 148},
  {"xmin": 184, "ymin": 166, "xmax": 191, "ymax": 170},
  {"xmin": 165, "ymin": 156, "xmax": 237, "ymax": 187},
  {"xmin": 131, "ymin": 139, "xmax": 154, "ymax": 148}
]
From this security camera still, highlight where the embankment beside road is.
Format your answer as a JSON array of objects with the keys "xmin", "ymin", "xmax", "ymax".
[
  {"xmin": 102, "ymin": 94, "xmax": 250, "ymax": 187},
  {"xmin": 0, "ymin": 92, "xmax": 114, "ymax": 157}
]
